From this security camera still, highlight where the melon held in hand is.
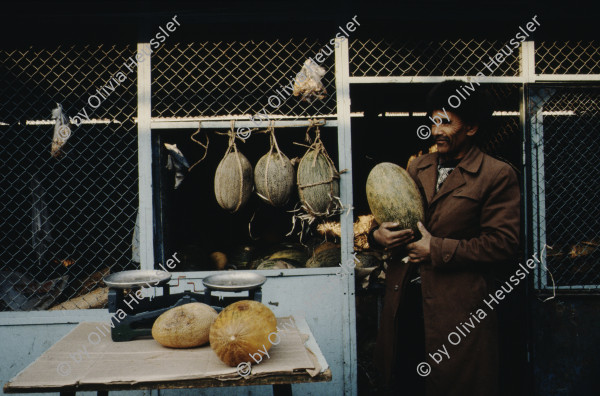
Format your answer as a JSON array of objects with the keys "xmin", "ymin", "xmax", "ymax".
[
  {"xmin": 209, "ymin": 300, "xmax": 278, "ymax": 367},
  {"xmin": 366, "ymin": 162, "xmax": 424, "ymax": 233}
]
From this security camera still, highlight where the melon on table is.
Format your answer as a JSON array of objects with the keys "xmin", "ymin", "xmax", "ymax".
[
  {"xmin": 209, "ymin": 300, "xmax": 278, "ymax": 367},
  {"xmin": 366, "ymin": 162, "xmax": 424, "ymax": 233},
  {"xmin": 152, "ymin": 302, "xmax": 218, "ymax": 348}
]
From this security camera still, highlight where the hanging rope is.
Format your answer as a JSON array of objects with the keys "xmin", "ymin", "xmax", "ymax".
[
  {"xmin": 256, "ymin": 122, "xmax": 290, "ymax": 206},
  {"xmin": 213, "ymin": 120, "xmax": 250, "ymax": 213},
  {"xmin": 268, "ymin": 122, "xmax": 285, "ymax": 162},
  {"xmin": 294, "ymin": 119, "xmax": 343, "ymax": 224},
  {"xmin": 189, "ymin": 122, "xmax": 209, "ymax": 171},
  {"xmin": 303, "ymin": 118, "xmax": 326, "ymax": 144}
]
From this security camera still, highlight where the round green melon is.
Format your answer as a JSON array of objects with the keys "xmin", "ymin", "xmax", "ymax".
[
  {"xmin": 214, "ymin": 151, "xmax": 253, "ymax": 213},
  {"xmin": 254, "ymin": 151, "xmax": 295, "ymax": 207},
  {"xmin": 297, "ymin": 148, "xmax": 340, "ymax": 217},
  {"xmin": 355, "ymin": 252, "xmax": 382, "ymax": 269},
  {"xmin": 268, "ymin": 249, "xmax": 308, "ymax": 264},
  {"xmin": 256, "ymin": 259, "xmax": 297, "ymax": 270},
  {"xmin": 366, "ymin": 162, "xmax": 424, "ymax": 232},
  {"xmin": 306, "ymin": 248, "xmax": 341, "ymax": 268},
  {"xmin": 228, "ymin": 245, "xmax": 255, "ymax": 269}
]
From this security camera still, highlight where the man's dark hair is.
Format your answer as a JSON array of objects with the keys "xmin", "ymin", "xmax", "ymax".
[{"xmin": 426, "ymin": 80, "xmax": 494, "ymax": 145}]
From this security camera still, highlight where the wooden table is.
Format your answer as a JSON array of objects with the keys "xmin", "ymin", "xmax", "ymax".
[
  {"xmin": 4, "ymin": 371, "xmax": 333, "ymax": 396},
  {"xmin": 4, "ymin": 316, "xmax": 331, "ymax": 396}
]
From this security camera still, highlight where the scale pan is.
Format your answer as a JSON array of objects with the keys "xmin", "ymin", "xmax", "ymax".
[
  {"xmin": 104, "ymin": 270, "xmax": 172, "ymax": 289},
  {"xmin": 202, "ymin": 272, "xmax": 266, "ymax": 291}
]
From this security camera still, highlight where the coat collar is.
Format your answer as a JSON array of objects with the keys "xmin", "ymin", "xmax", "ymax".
[
  {"xmin": 416, "ymin": 145, "xmax": 484, "ymax": 206},
  {"xmin": 454, "ymin": 144, "xmax": 484, "ymax": 174}
]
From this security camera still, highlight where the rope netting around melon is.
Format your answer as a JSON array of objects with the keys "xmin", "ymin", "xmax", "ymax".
[{"xmin": 290, "ymin": 124, "xmax": 346, "ymax": 240}]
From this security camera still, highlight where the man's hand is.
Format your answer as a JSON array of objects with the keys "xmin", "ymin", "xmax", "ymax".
[
  {"xmin": 406, "ymin": 222, "xmax": 432, "ymax": 263},
  {"xmin": 373, "ymin": 222, "xmax": 415, "ymax": 249}
]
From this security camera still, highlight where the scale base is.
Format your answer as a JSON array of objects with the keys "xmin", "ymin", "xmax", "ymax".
[{"xmin": 107, "ymin": 288, "xmax": 262, "ymax": 342}]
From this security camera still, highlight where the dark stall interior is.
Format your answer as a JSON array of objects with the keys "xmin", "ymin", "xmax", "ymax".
[{"xmin": 152, "ymin": 125, "xmax": 341, "ymax": 271}]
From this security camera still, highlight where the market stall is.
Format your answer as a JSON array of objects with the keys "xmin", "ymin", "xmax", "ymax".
[{"xmin": 1, "ymin": 8, "xmax": 599, "ymax": 393}]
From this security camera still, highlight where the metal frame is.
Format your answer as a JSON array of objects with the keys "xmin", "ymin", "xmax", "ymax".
[
  {"xmin": 529, "ymin": 89, "xmax": 550, "ymax": 290},
  {"xmin": 138, "ymin": 43, "xmax": 154, "ymax": 273},
  {"xmin": 334, "ymin": 37, "xmax": 357, "ymax": 395},
  {"xmin": 349, "ymin": 41, "xmax": 600, "ymax": 84},
  {"xmin": 346, "ymin": 40, "xmax": 600, "ymax": 291},
  {"xmin": 151, "ymin": 119, "xmax": 338, "ymax": 129},
  {"xmin": 528, "ymin": 85, "xmax": 599, "ymax": 291},
  {"xmin": 136, "ymin": 37, "xmax": 358, "ymax": 396},
  {"xmin": 128, "ymin": 38, "xmax": 599, "ymax": 396}
]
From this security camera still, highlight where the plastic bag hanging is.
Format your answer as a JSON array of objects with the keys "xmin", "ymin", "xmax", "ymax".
[
  {"xmin": 164, "ymin": 143, "xmax": 190, "ymax": 189},
  {"xmin": 293, "ymin": 59, "xmax": 327, "ymax": 103},
  {"xmin": 50, "ymin": 103, "xmax": 72, "ymax": 158}
]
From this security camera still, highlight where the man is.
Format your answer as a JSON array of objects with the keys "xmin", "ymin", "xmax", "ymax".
[{"xmin": 371, "ymin": 81, "xmax": 520, "ymax": 396}]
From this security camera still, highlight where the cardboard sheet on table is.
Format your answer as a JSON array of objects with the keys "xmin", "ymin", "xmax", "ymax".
[{"xmin": 8, "ymin": 316, "xmax": 319, "ymax": 388}]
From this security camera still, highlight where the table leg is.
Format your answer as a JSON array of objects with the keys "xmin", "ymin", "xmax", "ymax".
[
  {"xmin": 97, "ymin": 391, "xmax": 108, "ymax": 396},
  {"xmin": 60, "ymin": 392, "xmax": 75, "ymax": 396},
  {"xmin": 272, "ymin": 384, "xmax": 292, "ymax": 396}
]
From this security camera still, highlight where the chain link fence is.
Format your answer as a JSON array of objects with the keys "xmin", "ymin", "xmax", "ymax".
[
  {"xmin": 0, "ymin": 45, "xmax": 139, "ymax": 311},
  {"xmin": 483, "ymin": 84, "xmax": 522, "ymax": 163},
  {"xmin": 1, "ymin": 38, "xmax": 598, "ymax": 310},
  {"xmin": 535, "ymin": 41, "xmax": 600, "ymax": 75},
  {"xmin": 529, "ymin": 86, "xmax": 600, "ymax": 291},
  {"xmin": 350, "ymin": 39, "xmax": 521, "ymax": 77},
  {"xmin": 152, "ymin": 39, "xmax": 337, "ymax": 118},
  {"xmin": 149, "ymin": 39, "xmax": 341, "ymax": 272}
]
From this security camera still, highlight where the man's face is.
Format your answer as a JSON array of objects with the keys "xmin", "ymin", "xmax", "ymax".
[{"xmin": 430, "ymin": 110, "xmax": 478, "ymax": 159}]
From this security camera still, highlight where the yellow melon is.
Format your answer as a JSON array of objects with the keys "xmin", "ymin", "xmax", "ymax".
[
  {"xmin": 152, "ymin": 302, "xmax": 218, "ymax": 348},
  {"xmin": 209, "ymin": 300, "xmax": 277, "ymax": 367}
]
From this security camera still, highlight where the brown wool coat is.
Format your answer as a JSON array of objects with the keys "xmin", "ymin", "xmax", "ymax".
[{"xmin": 374, "ymin": 145, "xmax": 520, "ymax": 396}]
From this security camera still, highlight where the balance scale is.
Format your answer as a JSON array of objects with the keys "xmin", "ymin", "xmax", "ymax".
[{"xmin": 103, "ymin": 270, "xmax": 266, "ymax": 342}]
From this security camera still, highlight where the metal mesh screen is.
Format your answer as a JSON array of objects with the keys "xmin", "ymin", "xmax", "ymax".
[
  {"xmin": 350, "ymin": 39, "xmax": 520, "ymax": 77},
  {"xmin": 535, "ymin": 41, "xmax": 600, "ymax": 75},
  {"xmin": 1, "ymin": 39, "xmax": 598, "ymax": 310},
  {"xmin": 149, "ymin": 39, "xmax": 340, "ymax": 273},
  {"xmin": 484, "ymin": 84, "xmax": 522, "ymax": 162},
  {"xmin": 529, "ymin": 86, "xmax": 600, "ymax": 290},
  {"xmin": 152, "ymin": 39, "xmax": 337, "ymax": 118},
  {"xmin": 0, "ymin": 45, "xmax": 139, "ymax": 311}
]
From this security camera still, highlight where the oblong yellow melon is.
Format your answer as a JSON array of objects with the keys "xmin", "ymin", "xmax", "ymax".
[{"xmin": 152, "ymin": 302, "xmax": 218, "ymax": 348}]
